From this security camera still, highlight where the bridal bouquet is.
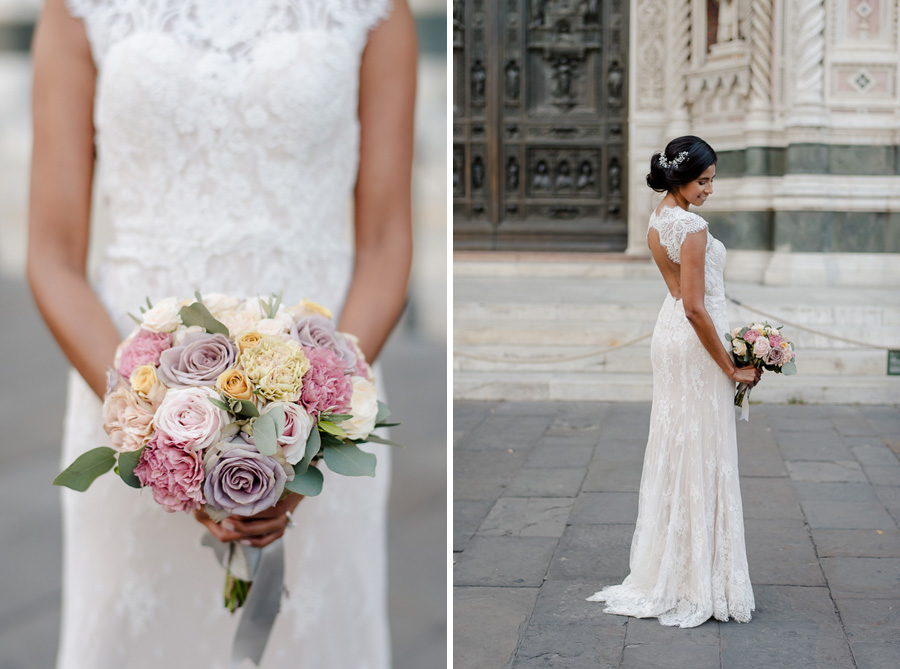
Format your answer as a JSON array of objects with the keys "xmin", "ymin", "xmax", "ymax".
[
  {"xmin": 725, "ymin": 321, "xmax": 797, "ymax": 417},
  {"xmin": 55, "ymin": 293, "xmax": 398, "ymax": 611}
]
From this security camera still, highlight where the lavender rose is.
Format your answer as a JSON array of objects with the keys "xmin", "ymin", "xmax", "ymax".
[
  {"xmin": 765, "ymin": 347, "xmax": 784, "ymax": 366},
  {"xmin": 134, "ymin": 431, "xmax": 205, "ymax": 513},
  {"xmin": 290, "ymin": 315, "xmax": 356, "ymax": 371},
  {"xmin": 203, "ymin": 438, "xmax": 288, "ymax": 517},
  {"xmin": 156, "ymin": 332, "xmax": 238, "ymax": 388},
  {"xmin": 154, "ymin": 387, "xmax": 227, "ymax": 451}
]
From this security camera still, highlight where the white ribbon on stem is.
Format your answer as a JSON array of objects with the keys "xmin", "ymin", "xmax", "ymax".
[{"xmin": 735, "ymin": 382, "xmax": 751, "ymax": 421}]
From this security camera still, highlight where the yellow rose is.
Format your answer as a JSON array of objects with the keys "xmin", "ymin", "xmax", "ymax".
[
  {"xmin": 235, "ymin": 331, "xmax": 264, "ymax": 355},
  {"xmin": 129, "ymin": 364, "xmax": 166, "ymax": 411},
  {"xmin": 240, "ymin": 336, "xmax": 311, "ymax": 402},
  {"xmin": 216, "ymin": 369, "xmax": 254, "ymax": 401},
  {"xmin": 301, "ymin": 299, "xmax": 333, "ymax": 320}
]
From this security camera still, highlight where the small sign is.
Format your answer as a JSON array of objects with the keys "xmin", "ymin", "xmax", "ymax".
[{"xmin": 889, "ymin": 351, "xmax": 900, "ymax": 376}]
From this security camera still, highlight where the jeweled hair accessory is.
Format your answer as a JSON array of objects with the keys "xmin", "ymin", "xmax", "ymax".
[{"xmin": 658, "ymin": 150, "xmax": 689, "ymax": 170}]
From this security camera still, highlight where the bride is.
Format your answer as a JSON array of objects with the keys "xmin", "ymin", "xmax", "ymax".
[
  {"xmin": 587, "ymin": 136, "xmax": 761, "ymax": 628},
  {"xmin": 27, "ymin": 0, "xmax": 415, "ymax": 666}
]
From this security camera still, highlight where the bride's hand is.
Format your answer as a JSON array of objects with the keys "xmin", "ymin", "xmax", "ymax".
[
  {"xmin": 193, "ymin": 492, "xmax": 304, "ymax": 548},
  {"xmin": 731, "ymin": 365, "xmax": 762, "ymax": 388}
]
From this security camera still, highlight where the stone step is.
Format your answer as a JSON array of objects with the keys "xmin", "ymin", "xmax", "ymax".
[
  {"xmin": 454, "ymin": 319, "xmax": 899, "ymax": 350},
  {"xmin": 453, "ymin": 370, "xmax": 900, "ymax": 405},
  {"xmin": 453, "ymin": 345, "xmax": 892, "ymax": 377},
  {"xmin": 455, "ymin": 301, "xmax": 900, "ymax": 326}
]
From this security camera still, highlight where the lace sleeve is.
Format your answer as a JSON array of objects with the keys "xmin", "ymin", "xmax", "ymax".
[
  {"xmin": 345, "ymin": 0, "xmax": 394, "ymax": 31},
  {"xmin": 656, "ymin": 210, "xmax": 708, "ymax": 264}
]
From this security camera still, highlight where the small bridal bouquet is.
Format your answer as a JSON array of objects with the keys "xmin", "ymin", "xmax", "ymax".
[
  {"xmin": 55, "ymin": 293, "xmax": 399, "ymax": 611},
  {"xmin": 724, "ymin": 321, "xmax": 797, "ymax": 418}
]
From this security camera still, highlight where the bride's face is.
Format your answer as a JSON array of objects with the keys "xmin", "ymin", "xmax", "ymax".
[{"xmin": 676, "ymin": 163, "xmax": 715, "ymax": 207}]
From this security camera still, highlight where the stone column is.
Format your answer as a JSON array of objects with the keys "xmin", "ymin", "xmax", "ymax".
[{"xmin": 788, "ymin": 0, "xmax": 827, "ymax": 128}]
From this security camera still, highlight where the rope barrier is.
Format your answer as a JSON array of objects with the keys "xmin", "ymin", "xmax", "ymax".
[{"xmin": 453, "ymin": 294, "xmax": 894, "ymax": 365}]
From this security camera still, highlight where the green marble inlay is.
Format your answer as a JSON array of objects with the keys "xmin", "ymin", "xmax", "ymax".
[
  {"xmin": 705, "ymin": 211, "xmax": 774, "ymax": 250},
  {"xmin": 716, "ymin": 145, "xmax": 899, "ymax": 177},
  {"xmin": 774, "ymin": 210, "xmax": 900, "ymax": 252}
]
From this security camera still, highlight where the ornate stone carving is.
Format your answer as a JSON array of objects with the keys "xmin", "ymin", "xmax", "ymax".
[
  {"xmin": 795, "ymin": 0, "xmax": 825, "ymax": 105},
  {"xmin": 576, "ymin": 161, "xmax": 595, "ymax": 190},
  {"xmin": 506, "ymin": 156, "xmax": 520, "ymax": 190},
  {"xmin": 637, "ymin": 0, "xmax": 667, "ymax": 111},
  {"xmin": 608, "ymin": 157, "xmax": 622, "ymax": 195},
  {"xmin": 749, "ymin": 0, "xmax": 773, "ymax": 108},
  {"xmin": 717, "ymin": 0, "xmax": 741, "ymax": 42},
  {"xmin": 555, "ymin": 160, "xmax": 574, "ymax": 189},
  {"xmin": 505, "ymin": 60, "xmax": 521, "ymax": 100},
  {"xmin": 471, "ymin": 59, "xmax": 486, "ymax": 103},
  {"xmin": 471, "ymin": 156, "xmax": 485, "ymax": 190},
  {"xmin": 668, "ymin": 0, "xmax": 691, "ymax": 114},
  {"xmin": 532, "ymin": 160, "xmax": 551, "ymax": 190}
]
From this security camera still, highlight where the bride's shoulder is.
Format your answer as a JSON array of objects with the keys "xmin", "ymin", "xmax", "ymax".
[{"xmin": 651, "ymin": 206, "xmax": 708, "ymax": 232}]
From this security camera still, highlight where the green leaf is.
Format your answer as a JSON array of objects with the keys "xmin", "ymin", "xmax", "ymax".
[
  {"xmin": 127, "ymin": 312, "xmax": 143, "ymax": 325},
  {"xmin": 209, "ymin": 396, "xmax": 231, "ymax": 412},
  {"xmin": 319, "ymin": 432, "xmax": 344, "ymax": 448},
  {"xmin": 266, "ymin": 406, "xmax": 285, "ymax": 437},
  {"xmin": 360, "ymin": 434, "xmax": 405, "ymax": 448},
  {"xmin": 117, "ymin": 447, "xmax": 145, "ymax": 489},
  {"xmin": 234, "ymin": 399, "xmax": 259, "ymax": 418},
  {"xmin": 194, "ymin": 290, "xmax": 203, "ymax": 302},
  {"xmin": 253, "ymin": 414, "xmax": 278, "ymax": 456},
  {"xmin": 179, "ymin": 302, "xmax": 230, "ymax": 336},
  {"xmin": 781, "ymin": 360, "xmax": 797, "ymax": 376},
  {"xmin": 323, "ymin": 442, "xmax": 377, "ymax": 477},
  {"xmin": 53, "ymin": 447, "xmax": 117, "ymax": 491},
  {"xmin": 145, "ymin": 296, "xmax": 153, "ymax": 310},
  {"xmin": 284, "ymin": 466, "xmax": 324, "ymax": 496},
  {"xmin": 324, "ymin": 413, "xmax": 352, "ymax": 423},
  {"xmin": 375, "ymin": 400, "xmax": 390, "ymax": 424},
  {"xmin": 296, "ymin": 427, "xmax": 321, "ymax": 475},
  {"xmin": 374, "ymin": 421, "xmax": 401, "ymax": 428},
  {"xmin": 318, "ymin": 420, "xmax": 347, "ymax": 438}
]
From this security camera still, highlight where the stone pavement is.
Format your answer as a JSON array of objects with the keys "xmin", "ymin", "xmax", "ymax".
[
  {"xmin": 0, "ymin": 277, "xmax": 447, "ymax": 669},
  {"xmin": 454, "ymin": 400, "xmax": 900, "ymax": 669}
]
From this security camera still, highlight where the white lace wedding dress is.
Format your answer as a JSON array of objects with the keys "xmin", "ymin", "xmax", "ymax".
[
  {"xmin": 58, "ymin": 1, "xmax": 392, "ymax": 666},
  {"xmin": 587, "ymin": 205, "xmax": 754, "ymax": 627}
]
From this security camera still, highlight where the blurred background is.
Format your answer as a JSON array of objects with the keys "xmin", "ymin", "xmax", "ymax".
[{"xmin": 0, "ymin": 1, "xmax": 447, "ymax": 667}]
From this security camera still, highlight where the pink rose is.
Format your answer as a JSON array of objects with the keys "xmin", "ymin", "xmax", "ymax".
[
  {"xmin": 752, "ymin": 336, "xmax": 770, "ymax": 358},
  {"xmin": 134, "ymin": 432, "xmax": 205, "ymax": 513},
  {"xmin": 118, "ymin": 330, "xmax": 173, "ymax": 380},
  {"xmin": 742, "ymin": 330, "xmax": 759, "ymax": 344},
  {"xmin": 154, "ymin": 387, "xmax": 227, "ymax": 452},
  {"xmin": 242, "ymin": 402, "xmax": 314, "ymax": 465},
  {"xmin": 299, "ymin": 347, "xmax": 353, "ymax": 416}
]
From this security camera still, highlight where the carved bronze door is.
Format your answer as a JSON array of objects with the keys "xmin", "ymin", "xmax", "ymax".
[{"xmin": 453, "ymin": 0, "xmax": 629, "ymax": 251}]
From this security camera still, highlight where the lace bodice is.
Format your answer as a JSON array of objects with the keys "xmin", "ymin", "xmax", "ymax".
[
  {"xmin": 649, "ymin": 206, "xmax": 726, "ymax": 298},
  {"xmin": 65, "ymin": 0, "xmax": 391, "ymax": 331}
]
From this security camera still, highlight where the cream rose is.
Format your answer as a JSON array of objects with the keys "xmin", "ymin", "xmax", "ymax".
[
  {"xmin": 201, "ymin": 293, "xmax": 241, "ymax": 318},
  {"xmin": 235, "ymin": 331, "xmax": 264, "ymax": 355},
  {"xmin": 732, "ymin": 339, "xmax": 747, "ymax": 357},
  {"xmin": 341, "ymin": 376, "xmax": 378, "ymax": 440},
  {"xmin": 141, "ymin": 297, "xmax": 182, "ymax": 333}
]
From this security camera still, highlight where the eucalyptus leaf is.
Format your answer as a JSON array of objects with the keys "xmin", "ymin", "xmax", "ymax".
[
  {"xmin": 284, "ymin": 466, "xmax": 324, "ymax": 497},
  {"xmin": 127, "ymin": 312, "xmax": 143, "ymax": 325},
  {"xmin": 781, "ymin": 360, "xmax": 797, "ymax": 376},
  {"xmin": 324, "ymin": 413, "xmax": 352, "ymax": 423},
  {"xmin": 209, "ymin": 397, "xmax": 231, "ymax": 412},
  {"xmin": 374, "ymin": 421, "xmax": 401, "ymax": 428},
  {"xmin": 194, "ymin": 290, "xmax": 203, "ymax": 302},
  {"xmin": 360, "ymin": 434, "xmax": 405, "ymax": 448},
  {"xmin": 296, "ymin": 427, "xmax": 321, "ymax": 475},
  {"xmin": 234, "ymin": 399, "xmax": 260, "ymax": 418},
  {"xmin": 117, "ymin": 447, "xmax": 145, "ymax": 489},
  {"xmin": 375, "ymin": 400, "xmax": 390, "ymax": 424},
  {"xmin": 318, "ymin": 420, "xmax": 347, "ymax": 438},
  {"xmin": 266, "ymin": 406, "xmax": 286, "ymax": 437},
  {"xmin": 323, "ymin": 443, "xmax": 376, "ymax": 477},
  {"xmin": 179, "ymin": 302, "xmax": 230, "ymax": 336},
  {"xmin": 319, "ymin": 432, "xmax": 344, "ymax": 448},
  {"xmin": 53, "ymin": 447, "xmax": 117, "ymax": 492},
  {"xmin": 253, "ymin": 414, "xmax": 278, "ymax": 456},
  {"xmin": 146, "ymin": 297, "xmax": 153, "ymax": 310}
]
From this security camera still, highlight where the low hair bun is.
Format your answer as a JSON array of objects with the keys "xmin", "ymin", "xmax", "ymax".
[
  {"xmin": 646, "ymin": 136, "xmax": 717, "ymax": 194},
  {"xmin": 646, "ymin": 152, "xmax": 670, "ymax": 193}
]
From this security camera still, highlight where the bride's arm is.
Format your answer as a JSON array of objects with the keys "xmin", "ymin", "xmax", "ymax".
[
  {"xmin": 681, "ymin": 231, "xmax": 760, "ymax": 386},
  {"xmin": 27, "ymin": 0, "xmax": 120, "ymax": 399},
  {"xmin": 337, "ymin": 0, "xmax": 417, "ymax": 363}
]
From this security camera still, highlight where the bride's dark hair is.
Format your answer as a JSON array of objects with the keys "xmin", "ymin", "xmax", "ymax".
[{"xmin": 647, "ymin": 136, "xmax": 717, "ymax": 193}]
